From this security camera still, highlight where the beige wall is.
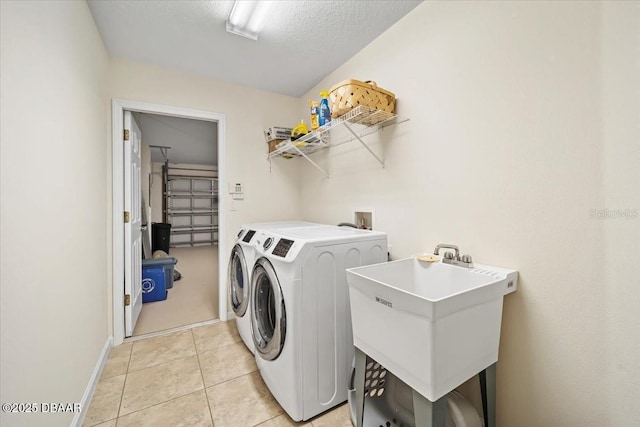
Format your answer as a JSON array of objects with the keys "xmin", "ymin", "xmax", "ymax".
[
  {"xmin": 0, "ymin": 1, "xmax": 110, "ymax": 426},
  {"xmin": 298, "ymin": 1, "xmax": 638, "ymax": 425},
  {"xmin": 107, "ymin": 58, "xmax": 303, "ymax": 330},
  {"xmin": 108, "ymin": 58, "xmax": 303, "ymax": 231},
  {"xmin": 601, "ymin": 2, "xmax": 640, "ymax": 424}
]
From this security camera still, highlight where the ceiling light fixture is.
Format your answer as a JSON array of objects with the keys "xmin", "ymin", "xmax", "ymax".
[{"xmin": 226, "ymin": 0, "xmax": 272, "ymax": 41}]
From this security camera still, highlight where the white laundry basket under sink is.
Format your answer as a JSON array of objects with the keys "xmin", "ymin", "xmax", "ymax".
[{"xmin": 347, "ymin": 356, "xmax": 484, "ymax": 427}]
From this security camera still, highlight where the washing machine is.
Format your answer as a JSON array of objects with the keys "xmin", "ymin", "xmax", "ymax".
[
  {"xmin": 228, "ymin": 221, "xmax": 321, "ymax": 353},
  {"xmin": 249, "ymin": 225, "xmax": 388, "ymax": 421}
]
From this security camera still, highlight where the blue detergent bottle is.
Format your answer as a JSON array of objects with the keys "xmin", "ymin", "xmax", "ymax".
[{"xmin": 319, "ymin": 91, "xmax": 331, "ymax": 127}]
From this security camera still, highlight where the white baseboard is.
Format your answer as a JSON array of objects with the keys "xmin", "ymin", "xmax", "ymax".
[
  {"xmin": 71, "ymin": 337, "xmax": 112, "ymax": 427},
  {"xmin": 227, "ymin": 311, "xmax": 235, "ymax": 320}
]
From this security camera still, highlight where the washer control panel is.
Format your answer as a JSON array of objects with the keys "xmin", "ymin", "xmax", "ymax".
[
  {"xmin": 242, "ymin": 229, "xmax": 256, "ymax": 243},
  {"xmin": 272, "ymin": 238, "xmax": 295, "ymax": 258},
  {"xmin": 263, "ymin": 237, "xmax": 274, "ymax": 250}
]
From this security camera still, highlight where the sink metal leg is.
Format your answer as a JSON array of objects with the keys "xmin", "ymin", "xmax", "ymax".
[
  {"xmin": 479, "ymin": 362, "xmax": 497, "ymax": 427},
  {"xmin": 412, "ymin": 390, "xmax": 446, "ymax": 427},
  {"xmin": 354, "ymin": 347, "xmax": 367, "ymax": 427}
]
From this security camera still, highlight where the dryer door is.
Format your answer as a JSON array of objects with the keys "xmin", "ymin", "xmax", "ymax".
[
  {"xmin": 229, "ymin": 244, "xmax": 249, "ymax": 317},
  {"xmin": 251, "ymin": 258, "xmax": 286, "ymax": 361}
]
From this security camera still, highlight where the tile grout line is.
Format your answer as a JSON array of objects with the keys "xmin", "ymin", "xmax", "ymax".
[
  {"xmin": 193, "ymin": 328, "xmax": 216, "ymax": 426},
  {"xmin": 115, "ymin": 342, "xmax": 134, "ymax": 421},
  {"xmin": 125, "ymin": 330, "xmax": 197, "ymax": 374},
  {"xmin": 124, "ymin": 351, "xmax": 198, "ymax": 376},
  {"xmin": 84, "ymin": 345, "xmax": 131, "ymax": 427},
  {"xmin": 116, "ymin": 335, "xmax": 204, "ymax": 420},
  {"xmin": 203, "ymin": 341, "xmax": 258, "ymax": 388},
  {"xmin": 107, "ymin": 326, "xmax": 342, "ymax": 427},
  {"xmin": 252, "ymin": 413, "xmax": 283, "ymax": 427},
  {"xmin": 192, "ymin": 328, "xmax": 244, "ymax": 355},
  {"xmin": 114, "ymin": 389, "xmax": 209, "ymax": 423},
  {"xmin": 126, "ymin": 318, "xmax": 221, "ymax": 343},
  {"xmin": 203, "ymin": 360, "xmax": 259, "ymax": 390},
  {"xmin": 112, "ymin": 324, "xmax": 248, "ymax": 424},
  {"xmin": 196, "ymin": 338, "xmax": 243, "ymax": 354},
  {"xmin": 201, "ymin": 364, "xmax": 259, "ymax": 389}
]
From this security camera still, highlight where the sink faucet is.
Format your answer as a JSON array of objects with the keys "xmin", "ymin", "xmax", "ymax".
[
  {"xmin": 433, "ymin": 244, "xmax": 459, "ymax": 258},
  {"xmin": 434, "ymin": 243, "xmax": 473, "ymax": 268}
]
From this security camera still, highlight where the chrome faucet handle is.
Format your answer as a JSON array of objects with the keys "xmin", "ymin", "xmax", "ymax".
[
  {"xmin": 434, "ymin": 244, "xmax": 460, "ymax": 258},
  {"xmin": 435, "ymin": 244, "xmax": 474, "ymax": 268}
]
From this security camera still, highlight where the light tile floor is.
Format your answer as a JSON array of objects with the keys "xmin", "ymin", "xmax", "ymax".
[{"xmin": 84, "ymin": 321, "xmax": 352, "ymax": 427}]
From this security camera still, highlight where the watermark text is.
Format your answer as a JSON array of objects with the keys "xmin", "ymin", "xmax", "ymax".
[
  {"xmin": 590, "ymin": 208, "xmax": 638, "ymax": 220},
  {"xmin": 2, "ymin": 402, "xmax": 81, "ymax": 413}
]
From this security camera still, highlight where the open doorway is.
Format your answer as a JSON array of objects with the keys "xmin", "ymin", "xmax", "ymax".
[
  {"xmin": 133, "ymin": 112, "xmax": 219, "ymax": 336},
  {"xmin": 111, "ymin": 100, "xmax": 228, "ymax": 345}
]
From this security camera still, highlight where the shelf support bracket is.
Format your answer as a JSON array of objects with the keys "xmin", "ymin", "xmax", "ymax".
[
  {"xmin": 291, "ymin": 144, "xmax": 330, "ymax": 178},
  {"xmin": 343, "ymin": 122, "xmax": 385, "ymax": 168},
  {"xmin": 149, "ymin": 145, "xmax": 171, "ymax": 163}
]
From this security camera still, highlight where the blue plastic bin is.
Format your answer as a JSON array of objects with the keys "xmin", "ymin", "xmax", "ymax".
[
  {"xmin": 141, "ymin": 257, "xmax": 177, "ymax": 303},
  {"xmin": 142, "ymin": 257, "xmax": 177, "ymax": 289},
  {"xmin": 142, "ymin": 266, "xmax": 168, "ymax": 303}
]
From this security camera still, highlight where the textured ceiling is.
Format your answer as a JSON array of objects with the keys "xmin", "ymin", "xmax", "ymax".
[{"xmin": 88, "ymin": 0, "xmax": 422, "ymax": 97}]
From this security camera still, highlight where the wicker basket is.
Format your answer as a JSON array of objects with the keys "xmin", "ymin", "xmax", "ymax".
[{"xmin": 328, "ymin": 79, "xmax": 396, "ymax": 118}]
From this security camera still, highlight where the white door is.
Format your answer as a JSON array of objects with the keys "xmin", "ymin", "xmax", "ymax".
[{"xmin": 124, "ymin": 111, "xmax": 143, "ymax": 337}]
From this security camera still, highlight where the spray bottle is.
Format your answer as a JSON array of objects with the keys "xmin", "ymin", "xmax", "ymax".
[
  {"xmin": 319, "ymin": 91, "xmax": 331, "ymax": 127},
  {"xmin": 309, "ymin": 100, "xmax": 319, "ymax": 130}
]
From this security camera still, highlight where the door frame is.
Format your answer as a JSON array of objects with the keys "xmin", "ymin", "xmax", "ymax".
[{"xmin": 111, "ymin": 99, "xmax": 228, "ymax": 345}]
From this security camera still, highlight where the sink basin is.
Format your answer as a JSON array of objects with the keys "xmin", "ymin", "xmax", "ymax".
[{"xmin": 346, "ymin": 258, "xmax": 517, "ymax": 402}]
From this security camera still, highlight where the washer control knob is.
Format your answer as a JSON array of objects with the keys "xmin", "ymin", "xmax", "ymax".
[
  {"xmin": 237, "ymin": 229, "xmax": 244, "ymax": 238},
  {"xmin": 264, "ymin": 237, "xmax": 273, "ymax": 250}
]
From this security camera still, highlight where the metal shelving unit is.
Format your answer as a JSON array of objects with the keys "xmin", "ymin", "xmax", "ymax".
[
  {"xmin": 164, "ymin": 174, "xmax": 218, "ymax": 247},
  {"xmin": 268, "ymin": 105, "xmax": 408, "ymax": 178}
]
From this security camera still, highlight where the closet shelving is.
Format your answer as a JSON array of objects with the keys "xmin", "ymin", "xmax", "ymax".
[
  {"xmin": 164, "ymin": 173, "xmax": 218, "ymax": 247},
  {"xmin": 268, "ymin": 105, "xmax": 408, "ymax": 178}
]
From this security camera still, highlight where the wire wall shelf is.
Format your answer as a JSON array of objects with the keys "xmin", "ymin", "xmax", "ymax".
[{"xmin": 268, "ymin": 106, "xmax": 408, "ymax": 178}]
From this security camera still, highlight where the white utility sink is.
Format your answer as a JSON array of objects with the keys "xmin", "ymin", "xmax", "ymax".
[{"xmin": 346, "ymin": 257, "xmax": 518, "ymax": 402}]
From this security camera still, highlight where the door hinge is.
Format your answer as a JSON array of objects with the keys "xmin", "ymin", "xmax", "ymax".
[
  {"xmin": 124, "ymin": 129, "xmax": 130, "ymax": 141},
  {"xmin": 124, "ymin": 211, "xmax": 130, "ymax": 223},
  {"xmin": 124, "ymin": 294, "xmax": 131, "ymax": 306}
]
